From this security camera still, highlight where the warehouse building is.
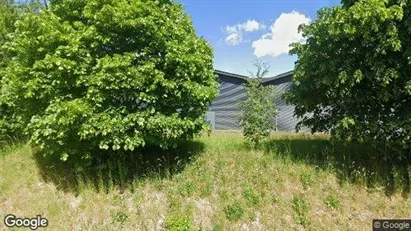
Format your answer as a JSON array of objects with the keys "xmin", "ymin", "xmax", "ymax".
[{"xmin": 206, "ymin": 70, "xmax": 302, "ymax": 131}]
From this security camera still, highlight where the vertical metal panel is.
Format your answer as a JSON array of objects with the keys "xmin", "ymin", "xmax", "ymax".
[
  {"xmin": 209, "ymin": 75, "xmax": 247, "ymax": 130},
  {"xmin": 205, "ymin": 111, "xmax": 215, "ymax": 130}
]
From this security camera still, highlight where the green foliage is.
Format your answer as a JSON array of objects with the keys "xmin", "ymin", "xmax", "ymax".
[
  {"xmin": 300, "ymin": 172, "xmax": 315, "ymax": 190},
  {"xmin": 238, "ymin": 60, "xmax": 279, "ymax": 147},
  {"xmin": 224, "ymin": 202, "xmax": 244, "ymax": 221},
  {"xmin": 0, "ymin": 0, "xmax": 218, "ymax": 161},
  {"xmin": 242, "ymin": 186, "xmax": 260, "ymax": 206},
  {"xmin": 0, "ymin": 0, "xmax": 46, "ymax": 68},
  {"xmin": 178, "ymin": 179, "xmax": 195, "ymax": 196},
  {"xmin": 211, "ymin": 224, "xmax": 223, "ymax": 231},
  {"xmin": 324, "ymin": 194, "xmax": 341, "ymax": 210},
  {"xmin": 0, "ymin": 0, "xmax": 19, "ymax": 141},
  {"xmin": 288, "ymin": 0, "xmax": 411, "ymax": 162},
  {"xmin": 111, "ymin": 211, "xmax": 128, "ymax": 225},
  {"xmin": 292, "ymin": 195, "xmax": 309, "ymax": 227},
  {"xmin": 165, "ymin": 216, "xmax": 191, "ymax": 231},
  {"xmin": 341, "ymin": 0, "xmax": 360, "ymax": 7},
  {"xmin": 0, "ymin": 0, "xmax": 17, "ymax": 44}
]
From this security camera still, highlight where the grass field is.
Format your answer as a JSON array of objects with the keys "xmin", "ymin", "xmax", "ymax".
[{"xmin": 0, "ymin": 132, "xmax": 410, "ymax": 230}]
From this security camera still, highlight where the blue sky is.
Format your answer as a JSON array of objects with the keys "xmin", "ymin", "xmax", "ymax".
[{"xmin": 176, "ymin": 0, "xmax": 341, "ymax": 76}]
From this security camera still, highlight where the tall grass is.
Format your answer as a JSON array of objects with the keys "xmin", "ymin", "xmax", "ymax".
[
  {"xmin": 1, "ymin": 131, "xmax": 410, "ymax": 230},
  {"xmin": 27, "ymin": 131, "xmax": 411, "ymax": 196},
  {"xmin": 33, "ymin": 140, "xmax": 205, "ymax": 194},
  {"xmin": 262, "ymin": 133, "xmax": 411, "ymax": 195}
]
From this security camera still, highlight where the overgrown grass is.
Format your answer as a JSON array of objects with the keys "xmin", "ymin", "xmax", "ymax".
[
  {"xmin": 0, "ymin": 131, "xmax": 410, "ymax": 230},
  {"xmin": 32, "ymin": 140, "xmax": 205, "ymax": 195},
  {"xmin": 262, "ymin": 133, "xmax": 411, "ymax": 195}
]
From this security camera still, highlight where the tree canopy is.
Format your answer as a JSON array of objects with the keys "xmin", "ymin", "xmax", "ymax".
[
  {"xmin": 288, "ymin": 0, "xmax": 411, "ymax": 157},
  {"xmin": 0, "ymin": 0, "xmax": 18, "ymax": 67},
  {"xmin": 0, "ymin": 0, "xmax": 218, "ymax": 161}
]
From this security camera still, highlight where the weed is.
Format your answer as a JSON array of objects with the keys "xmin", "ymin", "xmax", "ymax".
[
  {"xmin": 242, "ymin": 186, "xmax": 260, "ymax": 206},
  {"xmin": 212, "ymin": 224, "xmax": 223, "ymax": 231},
  {"xmin": 271, "ymin": 195, "xmax": 280, "ymax": 204},
  {"xmin": 133, "ymin": 191, "xmax": 142, "ymax": 204},
  {"xmin": 219, "ymin": 190, "xmax": 229, "ymax": 202},
  {"xmin": 169, "ymin": 199, "xmax": 180, "ymax": 211},
  {"xmin": 111, "ymin": 194, "xmax": 124, "ymax": 206},
  {"xmin": 224, "ymin": 202, "xmax": 244, "ymax": 221},
  {"xmin": 178, "ymin": 180, "xmax": 195, "ymax": 196},
  {"xmin": 111, "ymin": 211, "xmax": 128, "ymax": 225},
  {"xmin": 300, "ymin": 172, "xmax": 315, "ymax": 189},
  {"xmin": 197, "ymin": 171, "xmax": 213, "ymax": 197},
  {"xmin": 248, "ymin": 211, "xmax": 256, "ymax": 221},
  {"xmin": 292, "ymin": 196, "xmax": 309, "ymax": 227},
  {"xmin": 324, "ymin": 194, "xmax": 341, "ymax": 210},
  {"xmin": 199, "ymin": 181, "xmax": 213, "ymax": 197},
  {"xmin": 165, "ymin": 216, "xmax": 191, "ymax": 231}
]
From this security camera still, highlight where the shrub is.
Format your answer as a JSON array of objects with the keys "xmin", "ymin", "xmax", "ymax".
[
  {"xmin": 238, "ymin": 60, "xmax": 279, "ymax": 147},
  {"xmin": 1, "ymin": 0, "xmax": 218, "ymax": 162}
]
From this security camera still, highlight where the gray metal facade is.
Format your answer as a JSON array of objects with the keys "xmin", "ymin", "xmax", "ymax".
[{"xmin": 206, "ymin": 70, "xmax": 303, "ymax": 131}]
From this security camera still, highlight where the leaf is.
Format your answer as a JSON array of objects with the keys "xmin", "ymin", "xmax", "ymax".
[{"xmin": 60, "ymin": 153, "xmax": 69, "ymax": 161}]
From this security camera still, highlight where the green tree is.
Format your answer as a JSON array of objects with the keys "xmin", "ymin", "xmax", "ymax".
[
  {"xmin": 0, "ymin": 0, "xmax": 17, "ymax": 45},
  {"xmin": 238, "ymin": 60, "xmax": 279, "ymax": 147},
  {"xmin": 0, "ymin": 0, "xmax": 19, "ymax": 139},
  {"xmin": 287, "ymin": 0, "xmax": 411, "ymax": 166},
  {"xmin": 0, "ymin": 0, "xmax": 48, "ymax": 140},
  {"xmin": 1, "ymin": 0, "xmax": 218, "ymax": 161}
]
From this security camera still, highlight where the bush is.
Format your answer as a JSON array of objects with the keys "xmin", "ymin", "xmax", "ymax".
[
  {"xmin": 0, "ymin": 0, "xmax": 218, "ymax": 162},
  {"xmin": 238, "ymin": 60, "xmax": 279, "ymax": 147}
]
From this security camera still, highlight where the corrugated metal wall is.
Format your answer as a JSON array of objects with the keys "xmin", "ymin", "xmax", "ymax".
[
  {"xmin": 206, "ymin": 72, "xmax": 306, "ymax": 132},
  {"xmin": 208, "ymin": 75, "xmax": 246, "ymax": 130}
]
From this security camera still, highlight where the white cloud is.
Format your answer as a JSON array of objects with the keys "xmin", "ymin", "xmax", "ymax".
[
  {"xmin": 243, "ymin": 20, "xmax": 262, "ymax": 32},
  {"xmin": 225, "ymin": 33, "xmax": 243, "ymax": 46},
  {"xmin": 224, "ymin": 20, "xmax": 264, "ymax": 46},
  {"xmin": 252, "ymin": 11, "xmax": 311, "ymax": 57},
  {"xmin": 226, "ymin": 25, "xmax": 238, "ymax": 34}
]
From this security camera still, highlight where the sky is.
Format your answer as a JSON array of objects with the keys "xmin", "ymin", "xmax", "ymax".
[{"xmin": 176, "ymin": 0, "xmax": 341, "ymax": 77}]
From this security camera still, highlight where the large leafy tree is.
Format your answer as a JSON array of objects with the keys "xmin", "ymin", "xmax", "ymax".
[
  {"xmin": 0, "ymin": 0, "xmax": 19, "ymax": 139},
  {"xmin": 0, "ymin": 0, "xmax": 49, "ymax": 139},
  {"xmin": 0, "ymin": 0, "xmax": 17, "ymax": 45},
  {"xmin": 288, "ymin": 0, "xmax": 411, "ymax": 160},
  {"xmin": 1, "ymin": 0, "xmax": 217, "ymax": 161}
]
